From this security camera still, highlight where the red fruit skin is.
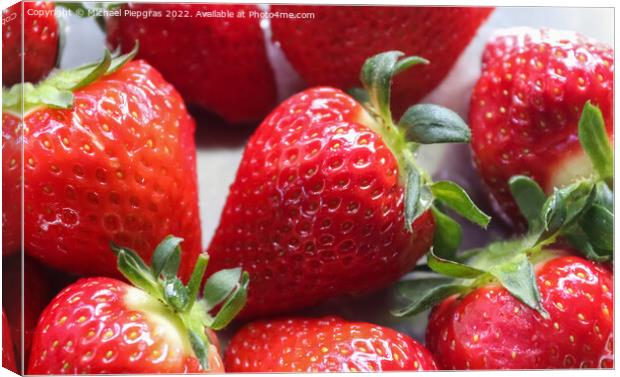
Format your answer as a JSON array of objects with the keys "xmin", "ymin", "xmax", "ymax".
[
  {"xmin": 271, "ymin": 6, "xmax": 493, "ymax": 116},
  {"xmin": 106, "ymin": 3, "xmax": 277, "ymax": 124},
  {"xmin": 22, "ymin": 60, "xmax": 202, "ymax": 280},
  {"xmin": 2, "ymin": 1, "xmax": 59, "ymax": 86},
  {"xmin": 28, "ymin": 277, "xmax": 223, "ymax": 374},
  {"xmin": 427, "ymin": 254, "xmax": 614, "ymax": 369},
  {"xmin": 2, "ymin": 112, "xmax": 21, "ymax": 255},
  {"xmin": 226, "ymin": 316, "xmax": 437, "ymax": 372},
  {"xmin": 2, "ymin": 255, "xmax": 67, "ymax": 368},
  {"xmin": 2, "ymin": 311, "xmax": 17, "ymax": 373},
  {"xmin": 469, "ymin": 28, "xmax": 614, "ymax": 226},
  {"xmin": 207, "ymin": 87, "xmax": 435, "ymax": 318}
]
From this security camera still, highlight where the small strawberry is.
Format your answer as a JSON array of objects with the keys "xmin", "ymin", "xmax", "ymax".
[
  {"xmin": 469, "ymin": 28, "xmax": 614, "ymax": 227},
  {"xmin": 28, "ymin": 236, "xmax": 249, "ymax": 374},
  {"xmin": 2, "ymin": 1, "xmax": 60, "ymax": 86},
  {"xmin": 106, "ymin": 3, "xmax": 277, "ymax": 124},
  {"xmin": 225, "ymin": 316, "xmax": 437, "ymax": 372},
  {"xmin": 271, "ymin": 5, "xmax": 493, "ymax": 116},
  {"xmin": 394, "ymin": 140, "xmax": 614, "ymax": 369},
  {"xmin": 426, "ymin": 253, "xmax": 613, "ymax": 369},
  {"xmin": 2, "ymin": 47, "xmax": 203, "ymax": 279},
  {"xmin": 207, "ymin": 51, "xmax": 490, "ymax": 318},
  {"xmin": 2, "ymin": 310, "xmax": 16, "ymax": 373}
]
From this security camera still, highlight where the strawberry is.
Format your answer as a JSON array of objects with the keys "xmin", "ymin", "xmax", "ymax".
[
  {"xmin": 207, "ymin": 51, "xmax": 490, "ymax": 318},
  {"xmin": 106, "ymin": 3, "xmax": 277, "ymax": 124},
  {"xmin": 2, "ymin": 1, "xmax": 59, "ymax": 86},
  {"xmin": 469, "ymin": 28, "xmax": 614, "ymax": 227},
  {"xmin": 394, "ymin": 147, "xmax": 614, "ymax": 369},
  {"xmin": 2, "ymin": 47, "xmax": 203, "ymax": 279},
  {"xmin": 28, "ymin": 236, "xmax": 249, "ymax": 374},
  {"xmin": 225, "ymin": 316, "xmax": 437, "ymax": 372},
  {"xmin": 2, "ymin": 310, "xmax": 16, "ymax": 373},
  {"xmin": 271, "ymin": 6, "xmax": 493, "ymax": 116},
  {"xmin": 426, "ymin": 253, "xmax": 613, "ymax": 369}
]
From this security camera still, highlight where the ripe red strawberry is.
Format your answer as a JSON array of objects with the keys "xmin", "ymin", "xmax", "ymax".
[
  {"xmin": 28, "ymin": 236, "xmax": 249, "ymax": 374},
  {"xmin": 1, "ymin": 48, "xmax": 202, "ymax": 279},
  {"xmin": 106, "ymin": 3, "xmax": 277, "ymax": 124},
  {"xmin": 207, "ymin": 51, "xmax": 489, "ymax": 317},
  {"xmin": 271, "ymin": 6, "xmax": 493, "ymax": 116},
  {"xmin": 225, "ymin": 316, "xmax": 437, "ymax": 372},
  {"xmin": 395, "ymin": 161, "xmax": 613, "ymax": 370},
  {"xmin": 2, "ymin": 310, "xmax": 16, "ymax": 373},
  {"xmin": 2, "ymin": 1, "xmax": 59, "ymax": 86},
  {"xmin": 469, "ymin": 28, "xmax": 614, "ymax": 227},
  {"xmin": 426, "ymin": 253, "xmax": 613, "ymax": 369}
]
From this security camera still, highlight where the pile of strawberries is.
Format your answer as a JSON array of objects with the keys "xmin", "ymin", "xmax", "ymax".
[{"xmin": 1, "ymin": 3, "xmax": 614, "ymax": 374}]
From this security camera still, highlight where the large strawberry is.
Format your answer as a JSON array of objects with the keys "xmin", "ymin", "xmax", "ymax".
[
  {"xmin": 2, "ymin": 310, "xmax": 16, "ymax": 373},
  {"xmin": 271, "ymin": 6, "xmax": 493, "ymax": 116},
  {"xmin": 106, "ymin": 3, "xmax": 276, "ymax": 124},
  {"xmin": 2, "ymin": 48, "xmax": 202, "ymax": 279},
  {"xmin": 426, "ymin": 253, "xmax": 613, "ymax": 369},
  {"xmin": 2, "ymin": 1, "xmax": 59, "ymax": 86},
  {"xmin": 207, "ymin": 51, "xmax": 490, "ymax": 318},
  {"xmin": 469, "ymin": 28, "xmax": 614, "ymax": 227},
  {"xmin": 225, "ymin": 316, "xmax": 437, "ymax": 372},
  {"xmin": 28, "ymin": 236, "xmax": 249, "ymax": 374},
  {"xmin": 394, "ymin": 123, "xmax": 614, "ymax": 369}
]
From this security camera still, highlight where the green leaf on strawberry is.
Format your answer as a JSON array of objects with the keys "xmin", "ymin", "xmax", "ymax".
[
  {"xmin": 578, "ymin": 101, "xmax": 614, "ymax": 185},
  {"xmin": 430, "ymin": 206, "xmax": 463, "ymax": 260},
  {"xmin": 395, "ymin": 102, "xmax": 613, "ymax": 317},
  {"xmin": 399, "ymin": 104, "xmax": 471, "ymax": 144},
  {"xmin": 111, "ymin": 236, "xmax": 249, "ymax": 370},
  {"xmin": 354, "ymin": 51, "xmax": 490, "ymax": 236},
  {"xmin": 430, "ymin": 181, "xmax": 491, "ymax": 227},
  {"xmin": 393, "ymin": 277, "xmax": 469, "ymax": 317},
  {"xmin": 207, "ymin": 49, "xmax": 489, "ymax": 318},
  {"xmin": 2, "ymin": 44, "xmax": 138, "ymax": 114}
]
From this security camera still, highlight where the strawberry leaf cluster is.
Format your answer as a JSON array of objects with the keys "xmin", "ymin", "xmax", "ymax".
[
  {"xmin": 393, "ymin": 102, "xmax": 614, "ymax": 317},
  {"xmin": 111, "ymin": 236, "xmax": 249, "ymax": 370}
]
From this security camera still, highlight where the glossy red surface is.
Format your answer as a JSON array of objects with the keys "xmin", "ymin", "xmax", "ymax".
[
  {"xmin": 225, "ymin": 316, "xmax": 437, "ymax": 372},
  {"xmin": 2, "ymin": 112, "xmax": 21, "ymax": 255},
  {"xmin": 2, "ymin": 311, "xmax": 16, "ymax": 373},
  {"xmin": 271, "ymin": 6, "xmax": 493, "ymax": 116},
  {"xmin": 427, "ymin": 254, "xmax": 614, "ymax": 369},
  {"xmin": 28, "ymin": 277, "xmax": 223, "ymax": 374},
  {"xmin": 2, "ymin": 1, "xmax": 59, "ymax": 86},
  {"xmin": 22, "ymin": 60, "xmax": 202, "ymax": 280},
  {"xmin": 207, "ymin": 87, "xmax": 435, "ymax": 318},
  {"xmin": 469, "ymin": 28, "xmax": 614, "ymax": 226},
  {"xmin": 107, "ymin": 3, "xmax": 277, "ymax": 124}
]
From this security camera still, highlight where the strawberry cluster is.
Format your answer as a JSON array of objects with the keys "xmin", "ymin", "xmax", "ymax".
[{"xmin": 1, "ymin": 3, "xmax": 614, "ymax": 375}]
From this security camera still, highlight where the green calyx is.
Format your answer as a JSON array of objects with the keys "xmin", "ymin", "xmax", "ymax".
[
  {"xmin": 353, "ymin": 51, "xmax": 490, "ymax": 235},
  {"xmin": 393, "ymin": 103, "xmax": 613, "ymax": 318},
  {"xmin": 111, "ymin": 235, "xmax": 249, "ymax": 371},
  {"xmin": 578, "ymin": 101, "xmax": 614, "ymax": 187},
  {"xmin": 2, "ymin": 44, "xmax": 138, "ymax": 114}
]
